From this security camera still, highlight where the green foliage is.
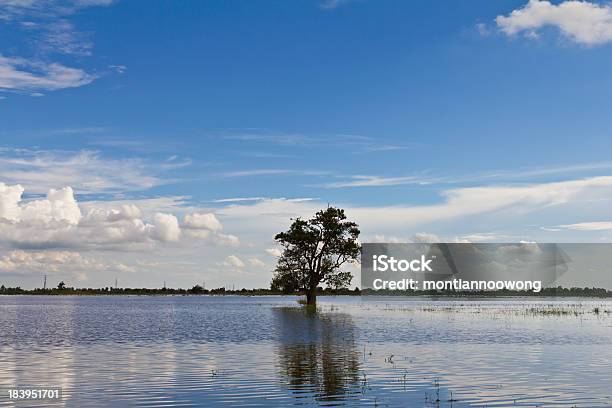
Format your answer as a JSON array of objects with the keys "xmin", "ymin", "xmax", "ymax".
[
  {"xmin": 271, "ymin": 207, "xmax": 360, "ymax": 304},
  {"xmin": 190, "ymin": 284, "xmax": 204, "ymax": 293}
]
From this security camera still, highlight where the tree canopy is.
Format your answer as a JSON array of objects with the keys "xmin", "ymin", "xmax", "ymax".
[{"xmin": 271, "ymin": 207, "xmax": 360, "ymax": 305}]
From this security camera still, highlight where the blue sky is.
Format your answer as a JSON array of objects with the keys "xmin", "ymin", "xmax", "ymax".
[{"xmin": 3, "ymin": 0, "xmax": 612, "ymax": 289}]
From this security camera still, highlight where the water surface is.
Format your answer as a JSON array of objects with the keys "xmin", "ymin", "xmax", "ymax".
[{"xmin": 0, "ymin": 296, "xmax": 611, "ymax": 407}]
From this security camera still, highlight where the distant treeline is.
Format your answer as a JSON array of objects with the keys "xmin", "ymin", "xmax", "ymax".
[
  {"xmin": 0, "ymin": 284, "xmax": 359, "ymax": 296},
  {"xmin": 0, "ymin": 284, "xmax": 610, "ymax": 297}
]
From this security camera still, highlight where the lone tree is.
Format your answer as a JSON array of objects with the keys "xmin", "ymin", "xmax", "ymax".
[{"xmin": 271, "ymin": 207, "xmax": 360, "ymax": 306}]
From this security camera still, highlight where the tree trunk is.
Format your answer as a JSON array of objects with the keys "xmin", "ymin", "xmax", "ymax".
[{"xmin": 305, "ymin": 288, "xmax": 317, "ymax": 306}]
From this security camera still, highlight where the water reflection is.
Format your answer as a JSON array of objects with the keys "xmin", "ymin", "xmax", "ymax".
[{"xmin": 276, "ymin": 308, "xmax": 360, "ymax": 404}]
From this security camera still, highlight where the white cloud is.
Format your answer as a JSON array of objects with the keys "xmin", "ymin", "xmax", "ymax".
[
  {"xmin": 368, "ymin": 234, "xmax": 406, "ymax": 243},
  {"xmin": 496, "ymin": 0, "xmax": 612, "ymax": 45},
  {"xmin": 215, "ymin": 233, "xmax": 240, "ymax": 247},
  {"xmin": 0, "ymin": 54, "xmax": 95, "ymax": 92},
  {"xmin": 456, "ymin": 233, "xmax": 503, "ymax": 242},
  {"xmin": 558, "ymin": 221, "xmax": 612, "ymax": 231},
  {"xmin": 152, "ymin": 213, "xmax": 181, "ymax": 242},
  {"xmin": 349, "ymin": 176, "xmax": 612, "ymax": 230},
  {"xmin": 38, "ymin": 19, "xmax": 93, "ymax": 56},
  {"xmin": 214, "ymin": 197, "xmax": 267, "ymax": 203},
  {"xmin": 183, "ymin": 212, "xmax": 222, "ymax": 231},
  {"xmin": 0, "ymin": 184, "xmax": 81, "ymax": 223},
  {"xmin": 181, "ymin": 212, "xmax": 239, "ymax": 246},
  {"xmin": 0, "ymin": 0, "xmax": 114, "ymax": 16},
  {"xmin": 224, "ymin": 255, "xmax": 245, "ymax": 269},
  {"xmin": 0, "ymin": 249, "xmax": 134, "ymax": 282},
  {"xmin": 220, "ymin": 169, "xmax": 295, "ymax": 177},
  {"xmin": 0, "ymin": 0, "xmax": 118, "ymax": 96},
  {"xmin": 411, "ymin": 232, "xmax": 441, "ymax": 243},
  {"xmin": 215, "ymin": 176, "xmax": 612, "ymax": 246},
  {"xmin": 0, "ymin": 183, "xmax": 238, "ymax": 250},
  {"xmin": 248, "ymin": 257, "xmax": 265, "ymax": 267},
  {"xmin": 265, "ymin": 248, "xmax": 282, "ymax": 257},
  {"xmin": 319, "ymin": 175, "xmax": 432, "ymax": 188},
  {"xmin": 0, "ymin": 148, "xmax": 163, "ymax": 194}
]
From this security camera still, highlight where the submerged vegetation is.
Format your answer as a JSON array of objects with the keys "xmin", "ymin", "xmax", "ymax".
[{"xmin": 360, "ymin": 286, "xmax": 612, "ymax": 297}]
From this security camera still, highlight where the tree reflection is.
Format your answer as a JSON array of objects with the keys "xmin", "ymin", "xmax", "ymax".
[{"xmin": 275, "ymin": 307, "xmax": 360, "ymax": 404}]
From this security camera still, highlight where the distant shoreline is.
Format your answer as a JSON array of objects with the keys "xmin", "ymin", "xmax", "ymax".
[{"xmin": 1, "ymin": 286, "xmax": 610, "ymax": 297}]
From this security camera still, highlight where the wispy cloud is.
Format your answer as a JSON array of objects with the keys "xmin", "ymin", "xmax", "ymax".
[
  {"xmin": 476, "ymin": 22, "xmax": 490, "ymax": 37},
  {"xmin": 0, "ymin": 54, "xmax": 95, "ymax": 93},
  {"xmin": 317, "ymin": 175, "xmax": 436, "ymax": 188},
  {"xmin": 214, "ymin": 197, "xmax": 268, "ymax": 203},
  {"xmin": 221, "ymin": 131, "xmax": 415, "ymax": 154},
  {"xmin": 0, "ymin": 0, "xmax": 118, "ymax": 96},
  {"xmin": 216, "ymin": 176, "xmax": 612, "ymax": 238},
  {"xmin": 316, "ymin": 162, "xmax": 612, "ymax": 189},
  {"xmin": 219, "ymin": 169, "xmax": 330, "ymax": 178},
  {"xmin": 160, "ymin": 155, "xmax": 192, "ymax": 170},
  {"xmin": 320, "ymin": 0, "xmax": 358, "ymax": 10},
  {"xmin": 557, "ymin": 222, "xmax": 612, "ymax": 231},
  {"xmin": 219, "ymin": 169, "xmax": 294, "ymax": 178},
  {"xmin": 33, "ymin": 19, "xmax": 93, "ymax": 56},
  {"xmin": 0, "ymin": 148, "xmax": 167, "ymax": 194},
  {"xmin": 214, "ymin": 197, "xmax": 314, "ymax": 203},
  {"xmin": 496, "ymin": 0, "xmax": 612, "ymax": 46},
  {"xmin": 0, "ymin": 0, "xmax": 114, "ymax": 18}
]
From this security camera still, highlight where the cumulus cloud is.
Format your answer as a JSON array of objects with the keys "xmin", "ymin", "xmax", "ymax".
[
  {"xmin": 0, "ymin": 182, "xmax": 238, "ymax": 250},
  {"xmin": 224, "ymin": 255, "xmax": 245, "ymax": 269},
  {"xmin": 496, "ymin": 0, "xmax": 612, "ymax": 45},
  {"xmin": 181, "ymin": 212, "xmax": 239, "ymax": 246},
  {"xmin": 183, "ymin": 212, "xmax": 222, "ymax": 231},
  {"xmin": 0, "ymin": 184, "xmax": 81, "ymax": 223},
  {"xmin": 152, "ymin": 213, "xmax": 181, "ymax": 242}
]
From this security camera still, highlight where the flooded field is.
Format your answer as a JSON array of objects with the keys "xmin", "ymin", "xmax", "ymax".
[{"xmin": 0, "ymin": 296, "xmax": 611, "ymax": 407}]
